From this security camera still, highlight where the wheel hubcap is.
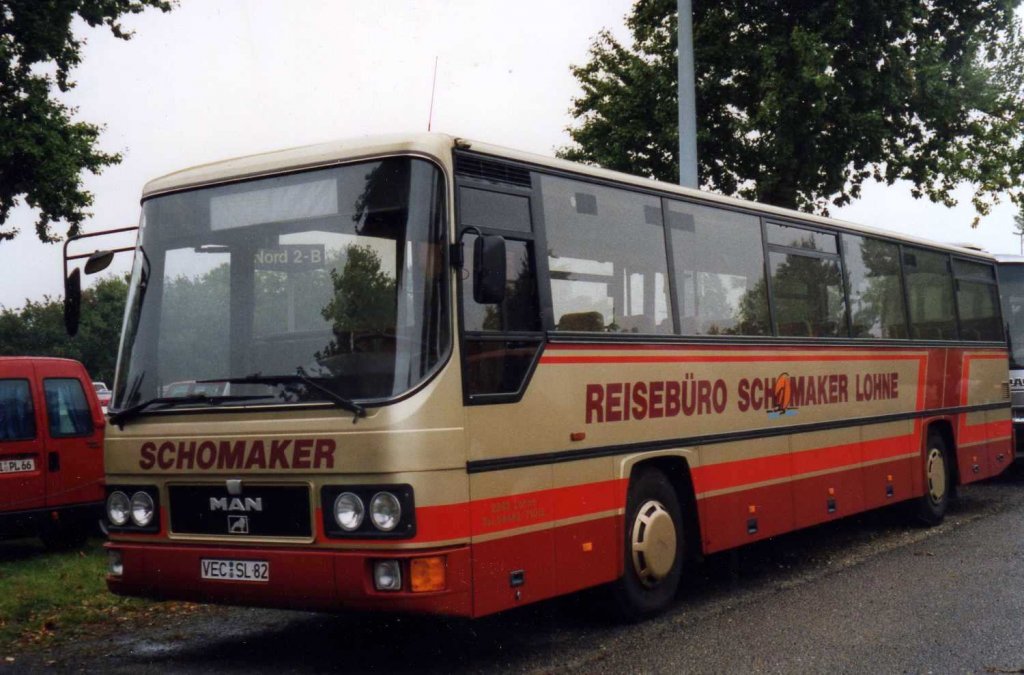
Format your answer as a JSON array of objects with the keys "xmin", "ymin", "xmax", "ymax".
[
  {"xmin": 926, "ymin": 447, "xmax": 947, "ymax": 504},
  {"xmin": 630, "ymin": 499, "xmax": 677, "ymax": 587}
]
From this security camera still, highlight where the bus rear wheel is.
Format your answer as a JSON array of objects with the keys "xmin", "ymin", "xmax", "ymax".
[
  {"xmin": 610, "ymin": 466, "xmax": 684, "ymax": 622},
  {"xmin": 916, "ymin": 432, "xmax": 951, "ymax": 526}
]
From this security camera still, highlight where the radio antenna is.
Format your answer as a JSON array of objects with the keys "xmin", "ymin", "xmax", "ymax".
[{"xmin": 428, "ymin": 56, "xmax": 439, "ymax": 131}]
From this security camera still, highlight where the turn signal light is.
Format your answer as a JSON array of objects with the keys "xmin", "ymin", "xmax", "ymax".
[{"xmin": 410, "ymin": 556, "xmax": 446, "ymax": 592}]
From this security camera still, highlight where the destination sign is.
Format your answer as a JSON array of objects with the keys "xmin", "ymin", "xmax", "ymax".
[{"xmin": 254, "ymin": 244, "xmax": 326, "ymax": 271}]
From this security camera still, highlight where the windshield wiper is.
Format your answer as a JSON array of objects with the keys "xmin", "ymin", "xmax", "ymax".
[
  {"xmin": 196, "ymin": 369, "xmax": 368, "ymax": 421},
  {"xmin": 108, "ymin": 394, "xmax": 271, "ymax": 427}
]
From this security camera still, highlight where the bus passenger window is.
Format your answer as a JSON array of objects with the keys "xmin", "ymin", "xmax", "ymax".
[
  {"xmin": 953, "ymin": 259, "xmax": 1001, "ymax": 341},
  {"xmin": 666, "ymin": 201, "xmax": 769, "ymax": 336},
  {"xmin": 844, "ymin": 235, "xmax": 908, "ymax": 339},
  {"xmin": 904, "ymin": 247, "xmax": 957, "ymax": 340},
  {"xmin": 766, "ymin": 223, "xmax": 847, "ymax": 338},
  {"xmin": 540, "ymin": 175, "xmax": 673, "ymax": 334}
]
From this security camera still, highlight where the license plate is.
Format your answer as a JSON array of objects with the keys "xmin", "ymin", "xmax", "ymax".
[
  {"xmin": 0, "ymin": 458, "xmax": 35, "ymax": 474},
  {"xmin": 200, "ymin": 559, "xmax": 270, "ymax": 582}
]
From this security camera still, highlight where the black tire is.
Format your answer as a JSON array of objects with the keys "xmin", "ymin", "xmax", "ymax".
[
  {"xmin": 916, "ymin": 432, "xmax": 951, "ymax": 526},
  {"xmin": 39, "ymin": 521, "xmax": 90, "ymax": 551},
  {"xmin": 609, "ymin": 467, "xmax": 685, "ymax": 622}
]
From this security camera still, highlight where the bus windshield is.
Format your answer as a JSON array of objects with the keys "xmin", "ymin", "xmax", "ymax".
[
  {"xmin": 112, "ymin": 157, "xmax": 449, "ymax": 412},
  {"xmin": 1000, "ymin": 262, "xmax": 1024, "ymax": 370}
]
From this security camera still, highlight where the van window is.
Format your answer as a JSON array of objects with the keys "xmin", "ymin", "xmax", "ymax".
[
  {"xmin": 0, "ymin": 379, "xmax": 35, "ymax": 441},
  {"xmin": 43, "ymin": 378, "xmax": 94, "ymax": 437}
]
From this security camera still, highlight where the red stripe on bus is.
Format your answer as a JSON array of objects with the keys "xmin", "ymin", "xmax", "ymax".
[
  {"xmin": 469, "ymin": 478, "xmax": 627, "ymax": 537},
  {"xmin": 958, "ymin": 418, "xmax": 1012, "ymax": 445},
  {"xmin": 693, "ymin": 433, "xmax": 916, "ymax": 495},
  {"xmin": 539, "ymin": 354, "xmax": 925, "ymax": 365}
]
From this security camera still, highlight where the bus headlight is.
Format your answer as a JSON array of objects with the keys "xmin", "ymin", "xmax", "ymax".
[
  {"xmin": 369, "ymin": 492, "xmax": 402, "ymax": 532},
  {"xmin": 130, "ymin": 491, "xmax": 155, "ymax": 527},
  {"xmin": 333, "ymin": 492, "xmax": 364, "ymax": 531},
  {"xmin": 321, "ymin": 485, "xmax": 415, "ymax": 538},
  {"xmin": 373, "ymin": 560, "xmax": 402, "ymax": 591},
  {"xmin": 107, "ymin": 491, "xmax": 130, "ymax": 527}
]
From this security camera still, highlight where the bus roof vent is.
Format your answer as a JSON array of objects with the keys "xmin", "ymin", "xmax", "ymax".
[{"xmin": 455, "ymin": 156, "xmax": 532, "ymax": 189}]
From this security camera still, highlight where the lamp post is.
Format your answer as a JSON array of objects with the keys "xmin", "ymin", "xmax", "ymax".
[{"xmin": 678, "ymin": 0, "xmax": 698, "ymax": 189}]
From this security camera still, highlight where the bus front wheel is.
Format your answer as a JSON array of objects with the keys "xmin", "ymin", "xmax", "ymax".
[
  {"xmin": 916, "ymin": 432, "xmax": 951, "ymax": 526},
  {"xmin": 610, "ymin": 466, "xmax": 685, "ymax": 621}
]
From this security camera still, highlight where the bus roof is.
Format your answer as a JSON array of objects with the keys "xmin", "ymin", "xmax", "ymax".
[{"xmin": 142, "ymin": 132, "xmax": 997, "ymax": 261}]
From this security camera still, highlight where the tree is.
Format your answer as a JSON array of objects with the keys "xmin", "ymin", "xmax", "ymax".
[
  {"xmin": 1014, "ymin": 203, "xmax": 1024, "ymax": 255},
  {"xmin": 0, "ymin": 275, "xmax": 128, "ymax": 383},
  {"xmin": 0, "ymin": 0, "xmax": 173, "ymax": 243},
  {"xmin": 562, "ymin": 1, "xmax": 1024, "ymax": 221},
  {"xmin": 319, "ymin": 244, "xmax": 397, "ymax": 356}
]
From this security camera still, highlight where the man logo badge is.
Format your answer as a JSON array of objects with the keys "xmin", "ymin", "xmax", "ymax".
[{"xmin": 228, "ymin": 515, "xmax": 250, "ymax": 534}]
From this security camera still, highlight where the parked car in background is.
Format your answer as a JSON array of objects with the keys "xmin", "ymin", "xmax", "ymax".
[
  {"xmin": 92, "ymin": 381, "xmax": 112, "ymax": 409},
  {"xmin": 0, "ymin": 357, "xmax": 105, "ymax": 549}
]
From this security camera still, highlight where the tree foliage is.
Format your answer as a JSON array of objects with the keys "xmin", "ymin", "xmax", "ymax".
[
  {"xmin": 0, "ymin": 0, "xmax": 173, "ymax": 243},
  {"xmin": 561, "ymin": 0, "xmax": 1024, "ymax": 220},
  {"xmin": 320, "ymin": 244, "xmax": 396, "ymax": 355},
  {"xmin": 0, "ymin": 275, "xmax": 128, "ymax": 384}
]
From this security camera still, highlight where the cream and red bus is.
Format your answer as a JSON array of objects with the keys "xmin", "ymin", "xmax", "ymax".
[
  {"xmin": 69, "ymin": 133, "xmax": 1011, "ymax": 620},
  {"xmin": 995, "ymin": 254, "xmax": 1024, "ymax": 458}
]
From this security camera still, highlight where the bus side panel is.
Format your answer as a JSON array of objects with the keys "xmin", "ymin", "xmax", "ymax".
[
  {"xmin": 695, "ymin": 436, "xmax": 793, "ymax": 554},
  {"xmin": 469, "ymin": 466, "xmax": 556, "ymax": 617},
  {"xmin": 986, "ymin": 407, "xmax": 1013, "ymax": 471},
  {"xmin": 860, "ymin": 420, "xmax": 916, "ymax": 510},
  {"xmin": 551, "ymin": 459, "xmax": 623, "ymax": 597},
  {"xmin": 955, "ymin": 351, "xmax": 1010, "ymax": 482},
  {"xmin": 698, "ymin": 481, "xmax": 794, "ymax": 554},
  {"xmin": 790, "ymin": 429, "xmax": 865, "ymax": 530},
  {"xmin": 955, "ymin": 411, "xmax": 993, "ymax": 484}
]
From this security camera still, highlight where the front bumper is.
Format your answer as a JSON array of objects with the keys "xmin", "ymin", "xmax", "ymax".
[{"xmin": 106, "ymin": 542, "xmax": 473, "ymax": 617}]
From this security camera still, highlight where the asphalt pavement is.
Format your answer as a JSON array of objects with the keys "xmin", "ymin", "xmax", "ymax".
[{"xmin": 6, "ymin": 468, "xmax": 1024, "ymax": 673}]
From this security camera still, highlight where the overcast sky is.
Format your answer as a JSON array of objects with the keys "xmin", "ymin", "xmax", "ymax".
[{"xmin": 2, "ymin": 0, "xmax": 1021, "ymax": 309}]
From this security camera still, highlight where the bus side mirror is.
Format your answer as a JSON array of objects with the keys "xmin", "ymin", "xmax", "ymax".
[
  {"xmin": 83, "ymin": 250, "xmax": 114, "ymax": 274},
  {"xmin": 64, "ymin": 268, "xmax": 81, "ymax": 337},
  {"xmin": 473, "ymin": 235, "xmax": 507, "ymax": 305}
]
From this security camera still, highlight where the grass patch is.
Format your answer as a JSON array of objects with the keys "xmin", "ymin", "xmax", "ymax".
[{"xmin": 0, "ymin": 538, "xmax": 156, "ymax": 653}]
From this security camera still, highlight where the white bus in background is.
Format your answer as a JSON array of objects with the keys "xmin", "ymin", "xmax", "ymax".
[{"xmin": 996, "ymin": 254, "xmax": 1024, "ymax": 458}]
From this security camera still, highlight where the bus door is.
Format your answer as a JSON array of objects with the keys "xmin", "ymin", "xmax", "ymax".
[
  {"xmin": 455, "ymin": 168, "xmax": 553, "ymax": 615},
  {"xmin": 36, "ymin": 363, "xmax": 104, "ymax": 508},
  {"xmin": 0, "ymin": 362, "xmax": 45, "ymax": 513}
]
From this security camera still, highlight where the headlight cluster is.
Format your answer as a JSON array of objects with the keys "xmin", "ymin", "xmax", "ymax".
[
  {"xmin": 322, "ymin": 485, "xmax": 415, "ymax": 538},
  {"xmin": 106, "ymin": 487, "xmax": 159, "ymax": 531}
]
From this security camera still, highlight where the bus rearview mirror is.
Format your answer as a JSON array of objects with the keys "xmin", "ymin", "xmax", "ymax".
[
  {"xmin": 83, "ymin": 250, "xmax": 115, "ymax": 274},
  {"xmin": 64, "ymin": 268, "xmax": 81, "ymax": 337},
  {"xmin": 473, "ymin": 235, "xmax": 507, "ymax": 305}
]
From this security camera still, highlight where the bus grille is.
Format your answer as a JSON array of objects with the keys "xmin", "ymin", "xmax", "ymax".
[
  {"xmin": 168, "ymin": 484, "xmax": 311, "ymax": 538},
  {"xmin": 455, "ymin": 155, "xmax": 532, "ymax": 188}
]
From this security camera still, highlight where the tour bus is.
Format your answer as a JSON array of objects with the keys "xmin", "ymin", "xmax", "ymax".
[
  {"xmin": 995, "ymin": 254, "xmax": 1024, "ymax": 457},
  {"xmin": 66, "ymin": 133, "xmax": 1011, "ymax": 620}
]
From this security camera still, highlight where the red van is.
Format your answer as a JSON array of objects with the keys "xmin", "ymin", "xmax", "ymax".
[{"xmin": 0, "ymin": 357, "xmax": 105, "ymax": 548}]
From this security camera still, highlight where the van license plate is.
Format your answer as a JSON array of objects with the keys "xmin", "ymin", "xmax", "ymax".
[
  {"xmin": 0, "ymin": 458, "xmax": 34, "ymax": 474},
  {"xmin": 200, "ymin": 559, "xmax": 269, "ymax": 582}
]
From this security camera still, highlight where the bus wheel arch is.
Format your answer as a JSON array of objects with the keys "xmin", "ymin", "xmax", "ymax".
[
  {"xmin": 916, "ymin": 421, "xmax": 955, "ymax": 526},
  {"xmin": 610, "ymin": 455, "xmax": 698, "ymax": 621},
  {"xmin": 928, "ymin": 419, "xmax": 960, "ymax": 491}
]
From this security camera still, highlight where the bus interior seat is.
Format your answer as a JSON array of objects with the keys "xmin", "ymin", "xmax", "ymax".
[{"xmin": 557, "ymin": 311, "xmax": 605, "ymax": 332}]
